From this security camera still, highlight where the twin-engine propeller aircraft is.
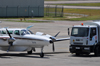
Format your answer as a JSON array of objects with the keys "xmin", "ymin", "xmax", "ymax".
[{"xmin": 0, "ymin": 26, "xmax": 70, "ymax": 57}]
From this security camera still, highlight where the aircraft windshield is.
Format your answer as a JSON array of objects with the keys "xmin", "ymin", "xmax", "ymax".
[
  {"xmin": 71, "ymin": 27, "xmax": 89, "ymax": 37},
  {"xmin": 21, "ymin": 30, "xmax": 33, "ymax": 35}
]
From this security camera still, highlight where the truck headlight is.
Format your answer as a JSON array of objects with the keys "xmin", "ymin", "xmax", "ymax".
[{"xmin": 73, "ymin": 40, "xmax": 75, "ymax": 42}]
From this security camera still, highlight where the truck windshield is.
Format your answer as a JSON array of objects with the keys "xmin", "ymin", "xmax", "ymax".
[{"xmin": 71, "ymin": 27, "xmax": 89, "ymax": 37}]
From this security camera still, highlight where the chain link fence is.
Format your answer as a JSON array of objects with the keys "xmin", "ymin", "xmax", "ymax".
[{"xmin": 44, "ymin": 5, "xmax": 64, "ymax": 17}]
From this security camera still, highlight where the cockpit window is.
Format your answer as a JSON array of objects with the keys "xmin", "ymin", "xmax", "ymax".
[
  {"xmin": 28, "ymin": 30, "xmax": 34, "ymax": 34},
  {"xmin": 14, "ymin": 30, "xmax": 20, "ymax": 35},
  {"xmin": 21, "ymin": 30, "xmax": 30, "ymax": 35}
]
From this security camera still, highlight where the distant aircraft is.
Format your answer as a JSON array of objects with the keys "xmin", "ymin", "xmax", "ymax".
[{"xmin": 0, "ymin": 26, "xmax": 70, "ymax": 57}]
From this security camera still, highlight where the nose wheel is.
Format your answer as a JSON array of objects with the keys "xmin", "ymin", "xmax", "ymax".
[{"xmin": 40, "ymin": 46, "xmax": 44, "ymax": 58}]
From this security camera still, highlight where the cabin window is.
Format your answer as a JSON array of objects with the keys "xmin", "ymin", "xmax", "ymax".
[
  {"xmin": 8, "ymin": 30, "xmax": 13, "ymax": 34},
  {"xmin": 2, "ymin": 30, "xmax": 6, "ymax": 34},
  {"xmin": 14, "ymin": 30, "xmax": 20, "ymax": 35},
  {"xmin": 0, "ymin": 31, "xmax": 1, "ymax": 34}
]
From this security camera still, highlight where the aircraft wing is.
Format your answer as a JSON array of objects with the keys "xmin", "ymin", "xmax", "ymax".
[{"xmin": 55, "ymin": 37, "xmax": 70, "ymax": 42}]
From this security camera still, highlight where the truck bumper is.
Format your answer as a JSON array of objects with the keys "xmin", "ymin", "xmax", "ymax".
[{"xmin": 69, "ymin": 45, "xmax": 94, "ymax": 54}]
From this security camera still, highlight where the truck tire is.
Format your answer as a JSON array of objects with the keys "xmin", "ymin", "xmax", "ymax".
[
  {"xmin": 76, "ymin": 53, "xmax": 80, "ymax": 56},
  {"xmin": 94, "ymin": 46, "xmax": 100, "ymax": 56}
]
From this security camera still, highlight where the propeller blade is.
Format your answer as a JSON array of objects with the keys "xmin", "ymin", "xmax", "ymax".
[
  {"xmin": 7, "ymin": 44, "xmax": 12, "ymax": 52},
  {"xmin": 6, "ymin": 28, "xmax": 12, "ymax": 38},
  {"xmin": 6, "ymin": 28, "xmax": 15, "ymax": 52},
  {"xmin": 52, "ymin": 43, "xmax": 55, "ymax": 52},
  {"xmin": 50, "ymin": 32, "xmax": 60, "ymax": 52},
  {"xmin": 6, "ymin": 28, "xmax": 15, "ymax": 43},
  {"xmin": 54, "ymin": 31, "xmax": 60, "ymax": 37}
]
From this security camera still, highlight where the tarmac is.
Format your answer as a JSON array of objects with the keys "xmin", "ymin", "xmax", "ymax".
[
  {"xmin": 44, "ymin": 1, "xmax": 100, "ymax": 9},
  {"xmin": 0, "ymin": 20, "xmax": 100, "ymax": 66},
  {"xmin": 44, "ymin": 1, "xmax": 100, "ymax": 4}
]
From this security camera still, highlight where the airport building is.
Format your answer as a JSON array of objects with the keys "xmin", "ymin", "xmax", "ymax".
[{"xmin": 0, "ymin": 0, "xmax": 44, "ymax": 17}]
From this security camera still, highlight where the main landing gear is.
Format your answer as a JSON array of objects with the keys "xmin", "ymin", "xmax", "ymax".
[
  {"xmin": 27, "ymin": 47, "xmax": 44, "ymax": 58},
  {"xmin": 27, "ymin": 48, "xmax": 36, "ymax": 54},
  {"xmin": 27, "ymin": 50, "xmax": 32, "ymax": 54}
]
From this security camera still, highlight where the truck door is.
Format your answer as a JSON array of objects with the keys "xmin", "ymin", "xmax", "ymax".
[{"xmin": 89, "ymin": 27, "xmax": 98, "ymax": 45}]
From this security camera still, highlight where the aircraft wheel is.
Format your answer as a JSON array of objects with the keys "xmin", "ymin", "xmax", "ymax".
[
  {"xmin": 40, "ymin": 53, "xmax": 44, "ymax": 58},
  {"xmin": 27, "ymin": 50, "xmax": 32, "ymax": 54}
]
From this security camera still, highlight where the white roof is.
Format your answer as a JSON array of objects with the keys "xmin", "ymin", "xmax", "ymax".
[
  {"xmin": 93, "ymin": 22, "xmax": 100, "ymax": 25},
  {"xmin": 73, "ymin": 25, "xmax": 97, "ymax": 28}
]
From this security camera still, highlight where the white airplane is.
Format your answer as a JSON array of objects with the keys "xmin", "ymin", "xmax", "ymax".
[{"xmin": 0, "ymin": 26, "xmax": 70, "ymax": 57}]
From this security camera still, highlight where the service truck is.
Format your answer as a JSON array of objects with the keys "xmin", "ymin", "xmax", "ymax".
[{"xmin": 69, "ymin": 21, "xmax": 100, "ymax": 56}]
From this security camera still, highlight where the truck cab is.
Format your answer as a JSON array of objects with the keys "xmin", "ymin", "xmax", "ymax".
[{"xmin": 70, "ymin": 22, "xmax": 100, "ymax": 56}]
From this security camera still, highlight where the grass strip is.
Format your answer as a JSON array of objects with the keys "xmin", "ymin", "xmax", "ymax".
[{"xmin": 52, "ymin": 3, "xmax": 100, "ymax": 6}]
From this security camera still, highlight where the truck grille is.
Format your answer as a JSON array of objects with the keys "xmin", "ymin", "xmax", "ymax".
[{"xmin": 74, "ymin": 42, "xmax": 83, "ymax": 45}]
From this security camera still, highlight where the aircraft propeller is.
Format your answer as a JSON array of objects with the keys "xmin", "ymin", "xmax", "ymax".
[
  {"xmin": 6, "ymin": 28, "xmax": 15, "ymax": 52},
  {"xmin": 50, "ymin": 31, "xmax": 60, "ymax": 52}
]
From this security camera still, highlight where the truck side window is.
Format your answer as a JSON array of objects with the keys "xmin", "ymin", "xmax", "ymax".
[{"xmin": 90, "ymin": 28, "xmax": 96, "ymax": 40}]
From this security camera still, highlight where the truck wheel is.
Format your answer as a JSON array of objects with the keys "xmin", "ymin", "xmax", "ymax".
[
  {"xmin": 94, "ymin": 46, "xmax": 100, "ymax": 56},
  {"xmin": 86, "ymin": 53, "xmax": 90, "ymax": 56},
  {"xmin": 76, "ymin": 53, "xmax": 80, "ymax": 56}
]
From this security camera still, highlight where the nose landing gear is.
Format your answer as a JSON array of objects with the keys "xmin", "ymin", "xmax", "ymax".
[{"xmin": 40, "ymin": 46, "xmax": 44, "ymax": 58}]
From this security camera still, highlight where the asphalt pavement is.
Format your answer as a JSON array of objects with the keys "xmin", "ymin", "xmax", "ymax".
[
  {"xmin": 0, "ymin": 20, "xmax": 100, "ymax": 66},
  {"xmin": 44, "ymin": 1, "xmax": 100, "ymax": 4},
  {"xmin": 44, "ymin": 1, "xmax": 100, "ymax": 9}
]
